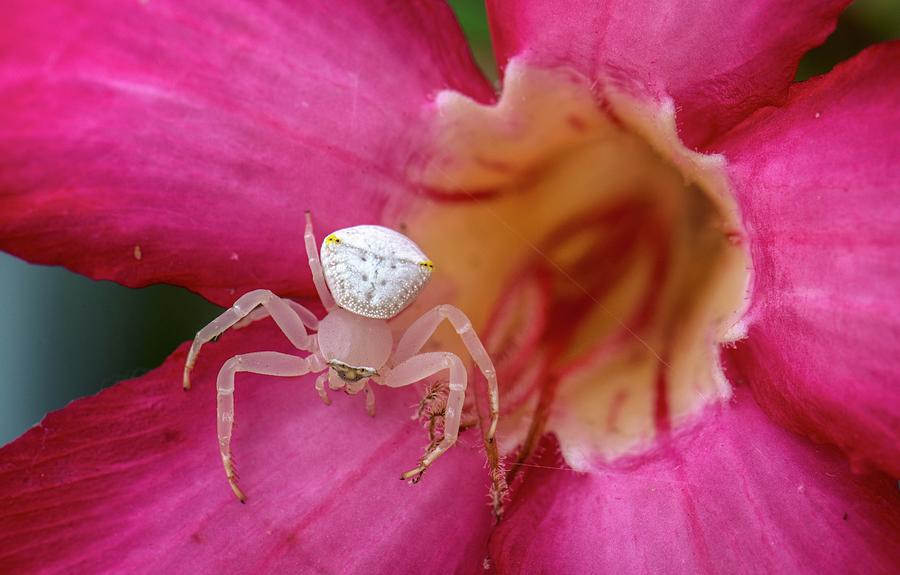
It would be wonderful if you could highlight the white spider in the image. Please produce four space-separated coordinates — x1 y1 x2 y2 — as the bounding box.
183 213 502 513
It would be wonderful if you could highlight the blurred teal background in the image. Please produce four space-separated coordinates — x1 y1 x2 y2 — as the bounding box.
0 0 897 445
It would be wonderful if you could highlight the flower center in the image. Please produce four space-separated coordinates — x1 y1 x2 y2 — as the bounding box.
394 61 750 469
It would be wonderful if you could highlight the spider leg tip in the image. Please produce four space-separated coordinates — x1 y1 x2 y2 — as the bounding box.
229 481 247 503
400 466 427 482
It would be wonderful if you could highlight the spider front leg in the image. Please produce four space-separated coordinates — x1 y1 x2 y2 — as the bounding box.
378 352 467 482
304 211 337 312
216 351 321 502
183 289 316 389
394 305 499 441
394 305 507 517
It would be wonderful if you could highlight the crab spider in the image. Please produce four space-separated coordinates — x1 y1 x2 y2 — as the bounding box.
183 213 503 515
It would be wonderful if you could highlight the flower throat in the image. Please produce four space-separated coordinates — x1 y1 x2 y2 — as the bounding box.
397 60 751 470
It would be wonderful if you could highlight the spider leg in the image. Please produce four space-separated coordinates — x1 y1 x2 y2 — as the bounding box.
216 351 318 502
233 299 319 331
364 382 376 417
426 405 445 447
304 212 337 312
314 372 331 406
394 305 507 517
394 305 499 441
183 289 315 389
378 352 467 483
422 403 474 444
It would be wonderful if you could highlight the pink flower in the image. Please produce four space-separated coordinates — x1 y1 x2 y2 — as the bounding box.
1 1 898 573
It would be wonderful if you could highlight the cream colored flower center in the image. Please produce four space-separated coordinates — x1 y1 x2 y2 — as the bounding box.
393 60 750 469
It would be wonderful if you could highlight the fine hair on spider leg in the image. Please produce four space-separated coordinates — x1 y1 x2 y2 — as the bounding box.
415 378 448 419
416 380 481 446
413 378 507 519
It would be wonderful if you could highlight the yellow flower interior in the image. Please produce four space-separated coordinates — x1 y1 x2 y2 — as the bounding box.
392 61 751 468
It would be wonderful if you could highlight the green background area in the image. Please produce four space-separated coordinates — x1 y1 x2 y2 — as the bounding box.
1 0 897 444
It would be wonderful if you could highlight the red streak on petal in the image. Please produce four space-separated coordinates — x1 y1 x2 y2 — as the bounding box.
567 114 589 133
670 452 715 574
654 360 672 435
474 156 516 174
415 184 506 202
254 424 412 572
596 96 626 130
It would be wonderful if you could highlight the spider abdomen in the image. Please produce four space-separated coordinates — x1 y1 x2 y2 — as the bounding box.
320 225 433 319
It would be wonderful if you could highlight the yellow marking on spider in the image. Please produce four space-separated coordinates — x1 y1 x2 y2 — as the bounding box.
419 260 435 270
324 234 342 245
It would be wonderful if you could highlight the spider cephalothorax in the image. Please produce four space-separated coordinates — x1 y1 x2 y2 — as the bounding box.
183 213 504 518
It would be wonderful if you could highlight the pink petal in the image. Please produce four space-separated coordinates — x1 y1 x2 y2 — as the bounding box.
0 323 493 572
0 0 492 306
490 386 900 573
715 43 900 477
486 0 848 146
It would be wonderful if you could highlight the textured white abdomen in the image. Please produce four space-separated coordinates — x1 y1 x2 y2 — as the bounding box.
320 225 433 319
